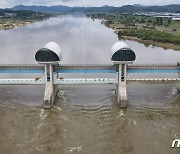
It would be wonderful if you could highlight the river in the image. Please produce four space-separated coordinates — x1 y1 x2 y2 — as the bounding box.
0 14 179 154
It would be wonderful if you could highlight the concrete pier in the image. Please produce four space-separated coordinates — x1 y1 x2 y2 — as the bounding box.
118 82 127 108
117 64 128 108
35 42 62 109
44 81 54 108
111 42 136 108
43 64 57 109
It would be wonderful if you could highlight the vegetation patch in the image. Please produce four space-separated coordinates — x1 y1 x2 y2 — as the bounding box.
87 13 180 50
118 29 180 44
0 9 57 30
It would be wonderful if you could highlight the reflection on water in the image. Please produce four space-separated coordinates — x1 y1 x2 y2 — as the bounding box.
0 15 180 154
0 15 179 64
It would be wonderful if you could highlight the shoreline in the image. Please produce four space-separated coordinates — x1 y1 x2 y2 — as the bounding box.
0 18 51 30
90 14 180 51
0 21 30 30
113 27 180 51
1 14 180 51
0 13 58 30
120 36 180 51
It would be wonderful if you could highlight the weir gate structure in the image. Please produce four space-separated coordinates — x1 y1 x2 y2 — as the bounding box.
0 42 179 109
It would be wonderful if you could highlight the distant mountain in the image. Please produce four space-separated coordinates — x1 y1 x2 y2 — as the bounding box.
10 4 180 13
144 4 180 12
11 5 48 12
11 5 72 12
133 4 147 7
114 5 143 13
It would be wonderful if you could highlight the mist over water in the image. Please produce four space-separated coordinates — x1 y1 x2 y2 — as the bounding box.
0 14 179 154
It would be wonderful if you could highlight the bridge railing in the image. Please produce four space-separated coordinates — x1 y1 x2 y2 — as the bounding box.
0 64 179 74
128 63 179 66
128 64 180 69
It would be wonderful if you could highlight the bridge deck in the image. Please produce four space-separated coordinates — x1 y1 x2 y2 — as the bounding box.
0 64 179 73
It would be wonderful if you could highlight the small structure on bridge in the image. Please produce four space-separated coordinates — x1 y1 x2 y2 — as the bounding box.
111 42 136 108
35 42 62 63
35 42 62 108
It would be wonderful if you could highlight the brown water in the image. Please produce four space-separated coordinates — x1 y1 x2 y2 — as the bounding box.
0 15 180 154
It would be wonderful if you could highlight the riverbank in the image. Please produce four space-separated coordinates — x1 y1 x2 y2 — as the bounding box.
121 36 180 50
0 16 54 30
0 9 58 30
0 20 30 30
88 13 180 50
117 29 180 50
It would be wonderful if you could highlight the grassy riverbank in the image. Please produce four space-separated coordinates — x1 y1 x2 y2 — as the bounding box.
0 9 57 30
87 13 180 50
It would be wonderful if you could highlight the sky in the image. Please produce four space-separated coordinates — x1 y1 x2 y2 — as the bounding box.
1 0 180 8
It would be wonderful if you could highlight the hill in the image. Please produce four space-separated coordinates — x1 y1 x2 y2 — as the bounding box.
10 4 180 13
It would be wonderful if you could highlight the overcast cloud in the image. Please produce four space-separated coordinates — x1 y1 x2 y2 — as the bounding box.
1 0 180 8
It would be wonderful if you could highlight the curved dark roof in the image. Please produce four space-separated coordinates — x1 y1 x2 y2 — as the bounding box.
35 48 59 62
111 48 136 61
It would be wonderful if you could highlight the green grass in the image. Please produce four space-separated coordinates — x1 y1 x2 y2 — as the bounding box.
171 20 180 28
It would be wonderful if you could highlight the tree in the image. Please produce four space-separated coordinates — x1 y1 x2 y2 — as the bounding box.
155 17 163 25
168 18 171 24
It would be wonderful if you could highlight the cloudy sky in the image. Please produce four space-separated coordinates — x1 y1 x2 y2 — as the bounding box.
1 0 180 8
